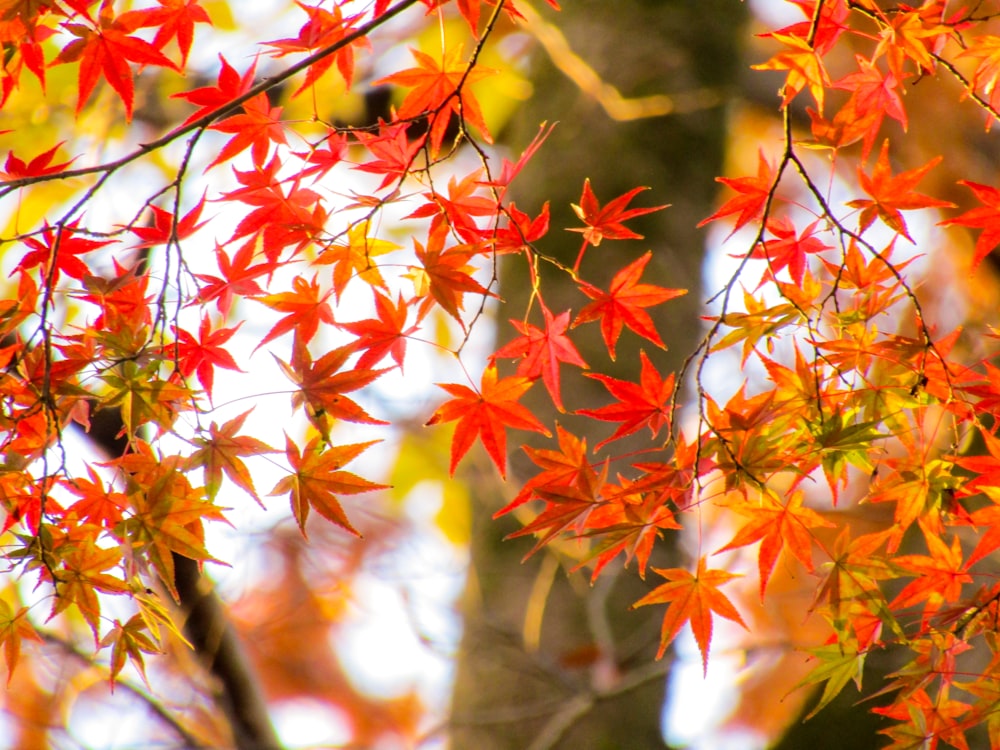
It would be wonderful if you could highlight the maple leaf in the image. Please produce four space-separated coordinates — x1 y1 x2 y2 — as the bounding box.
426 363 550 478
752 31 830 112
293 130 348 181
53 6 179 119
496 424 595 516
64 465 128 529
264 2 367 94
492 300 587 412
207 92 287 169
479 121 555 202
832 54 908 157
632 556 746 672
573 251 687 360
253 274 335 349
275 338 389 436
316 220 400 298
846 140 953 242
409 228 493 325
697 150 777 235
128 193 208 249
889 533 971 622
579 476 682 581
16 220 113 285
172 53 256 126
353 119 425 191
373 43 496 155
958 35 1000 130
487 201 550 255
875 8 954 79
165 316 244 398
270 436 388 537
1 142 75 180
186 411 274 503
116 0 212 68
406 169 496 244
716 490 834 598
0 600 40 685
567 179 668 272
743 217 831 288
100 614 160 688
50 537 128 636
337 292 418 371
195 239 275 315
577 351 675 451
939 180 1000 271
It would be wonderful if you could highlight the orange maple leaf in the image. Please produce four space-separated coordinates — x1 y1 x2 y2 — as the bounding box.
373 43 496 155
697 150 777 236
426 363 550 478
939 180 1000 271
632 556 746 673
752 31 830 113
716 490 834 598
577 351 676 451
846 140 953 242
270 436 388 537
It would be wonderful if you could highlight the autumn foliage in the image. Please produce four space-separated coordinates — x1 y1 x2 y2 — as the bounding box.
7 0 1000 746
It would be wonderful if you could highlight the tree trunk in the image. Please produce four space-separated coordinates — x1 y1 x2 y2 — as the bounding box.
448 3 746 748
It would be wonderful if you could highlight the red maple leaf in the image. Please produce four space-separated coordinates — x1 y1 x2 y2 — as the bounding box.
186 410 274 503
697 150 777 236
17 220 113 284
264 2 366 94
1 142 76 180
275 339 388 438
577 351 676 451
165 316 244 398
492 300 587 412
573 251 687 360
426 363 550 478
832 54 908 158
479 121 554 202
53 6 179 119
632 556 746 672
117 0 212 68
580 475 682 581
172 53 256 126
406 169 496 244
194 240 275 316
939 180 1000 271
495 424 595 517
487 201 550 256
410 228 493 324
128 193 208 249
568 179 668 272
337 292 418 371
746 217 831 287
846 139 953 242
253 274 335 349
207 92 287 169
353 119 426 191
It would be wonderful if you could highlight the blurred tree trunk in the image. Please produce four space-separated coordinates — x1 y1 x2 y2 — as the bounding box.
448 3 745 748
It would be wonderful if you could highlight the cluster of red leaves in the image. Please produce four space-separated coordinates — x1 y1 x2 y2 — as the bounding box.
9 1 1000 747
